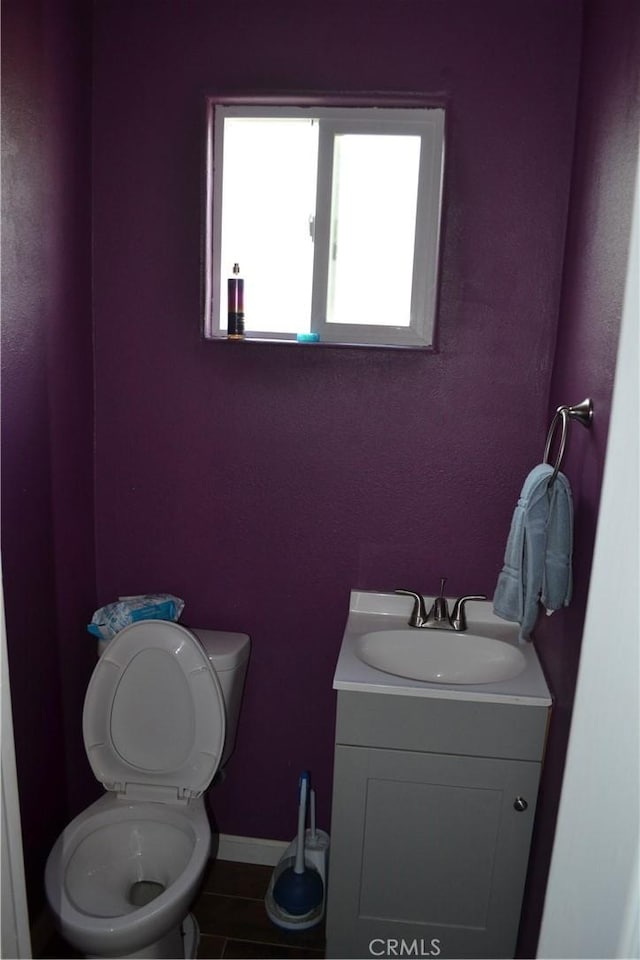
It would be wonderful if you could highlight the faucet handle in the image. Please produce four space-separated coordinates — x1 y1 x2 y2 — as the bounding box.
395 589 428 627
431 577 449 621
450 595 487 632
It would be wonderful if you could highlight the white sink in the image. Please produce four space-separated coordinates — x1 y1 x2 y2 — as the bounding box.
333 590 552 705
355 628 527 684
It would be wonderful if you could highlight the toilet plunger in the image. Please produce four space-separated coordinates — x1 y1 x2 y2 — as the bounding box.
272 772 324 916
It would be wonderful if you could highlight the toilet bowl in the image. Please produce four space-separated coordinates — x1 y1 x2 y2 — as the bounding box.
45 794 209 958
45 619 249 959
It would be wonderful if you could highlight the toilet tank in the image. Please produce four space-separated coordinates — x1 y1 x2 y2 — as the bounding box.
191 628 250 769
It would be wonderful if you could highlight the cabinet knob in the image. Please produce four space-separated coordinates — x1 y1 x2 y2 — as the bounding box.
513 797 528 812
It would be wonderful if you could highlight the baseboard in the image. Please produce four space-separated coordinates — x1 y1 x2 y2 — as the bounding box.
217 834 289 866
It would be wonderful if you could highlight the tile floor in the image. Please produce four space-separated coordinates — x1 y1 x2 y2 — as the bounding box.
195 859 325 959
38 859 326 960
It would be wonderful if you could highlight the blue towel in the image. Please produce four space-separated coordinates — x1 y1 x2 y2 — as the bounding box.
493 463 573 639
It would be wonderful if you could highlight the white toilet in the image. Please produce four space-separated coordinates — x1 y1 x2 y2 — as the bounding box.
45 619 249 959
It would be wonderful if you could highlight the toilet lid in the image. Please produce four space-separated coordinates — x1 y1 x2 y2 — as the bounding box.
83 620 226 801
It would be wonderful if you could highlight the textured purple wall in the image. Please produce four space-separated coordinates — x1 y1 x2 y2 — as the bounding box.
1 0 96 915
2 0 637 945
517 0 640 953
92 0 582 841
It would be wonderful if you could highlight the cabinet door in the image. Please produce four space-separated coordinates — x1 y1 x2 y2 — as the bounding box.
326 745 541 959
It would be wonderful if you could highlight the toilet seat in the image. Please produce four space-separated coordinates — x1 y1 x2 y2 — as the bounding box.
83 620 225 801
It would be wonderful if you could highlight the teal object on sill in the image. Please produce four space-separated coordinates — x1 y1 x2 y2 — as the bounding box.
296 332 320 342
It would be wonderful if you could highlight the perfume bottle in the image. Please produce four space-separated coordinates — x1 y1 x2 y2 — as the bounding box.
227 263 245 340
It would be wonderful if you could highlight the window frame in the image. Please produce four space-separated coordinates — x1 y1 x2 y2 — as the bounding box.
203 97 445 348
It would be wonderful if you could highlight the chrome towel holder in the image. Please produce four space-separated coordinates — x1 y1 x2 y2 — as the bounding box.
544 398 594 484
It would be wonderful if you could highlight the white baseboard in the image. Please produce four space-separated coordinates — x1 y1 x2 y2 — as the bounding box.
217 834 289 866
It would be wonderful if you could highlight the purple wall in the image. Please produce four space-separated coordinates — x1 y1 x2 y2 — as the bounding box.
2 0 637 944
1 0 96 916
518 0 640 952
92 0 582 842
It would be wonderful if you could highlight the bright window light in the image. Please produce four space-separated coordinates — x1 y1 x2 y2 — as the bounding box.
220 119 318 334
327 134 421 327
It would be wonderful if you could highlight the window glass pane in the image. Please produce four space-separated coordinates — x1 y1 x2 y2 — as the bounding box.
327 135 421 327
220 118 318 334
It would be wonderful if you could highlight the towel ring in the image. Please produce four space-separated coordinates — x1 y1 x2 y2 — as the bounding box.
544 408 569 485
543 398 594 485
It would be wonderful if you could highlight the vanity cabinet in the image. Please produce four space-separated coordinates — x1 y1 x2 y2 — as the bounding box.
326 690 550 959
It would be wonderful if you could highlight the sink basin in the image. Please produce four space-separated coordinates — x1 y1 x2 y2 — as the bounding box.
355 629 527 685
333 591 552 704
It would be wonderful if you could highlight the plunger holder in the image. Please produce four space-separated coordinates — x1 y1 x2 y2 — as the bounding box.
265 828 330 931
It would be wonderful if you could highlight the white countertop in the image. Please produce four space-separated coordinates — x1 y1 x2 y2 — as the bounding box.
333 590 552 706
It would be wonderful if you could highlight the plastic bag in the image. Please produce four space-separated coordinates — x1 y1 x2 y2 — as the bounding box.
87 594 185 642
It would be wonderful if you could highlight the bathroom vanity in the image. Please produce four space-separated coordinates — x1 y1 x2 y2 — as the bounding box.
326 591 551 960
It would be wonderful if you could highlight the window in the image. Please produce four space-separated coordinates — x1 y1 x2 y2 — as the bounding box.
204 100 445 347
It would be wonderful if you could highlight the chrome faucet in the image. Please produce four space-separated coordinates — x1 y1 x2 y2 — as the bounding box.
396 579 487 632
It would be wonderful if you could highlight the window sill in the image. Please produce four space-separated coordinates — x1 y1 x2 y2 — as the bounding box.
205 335 434 351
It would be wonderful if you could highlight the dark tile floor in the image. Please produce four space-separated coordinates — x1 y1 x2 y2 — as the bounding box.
196 859 325 959
38 859 326 960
